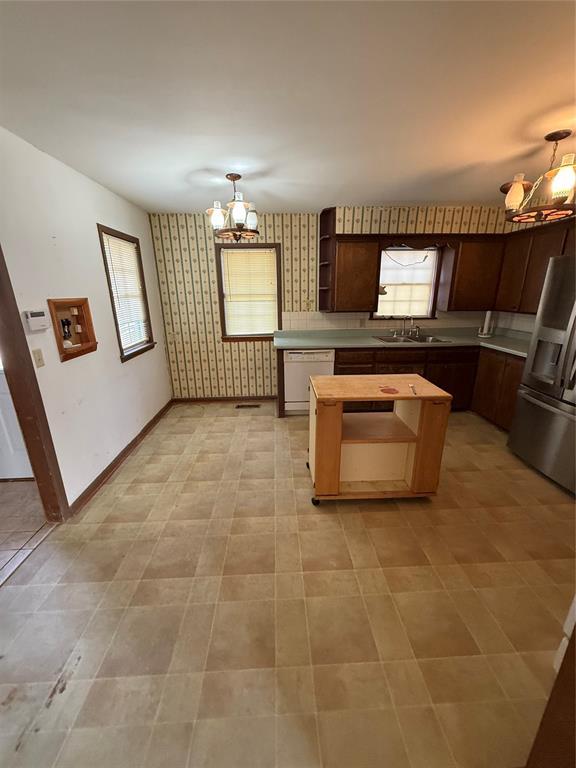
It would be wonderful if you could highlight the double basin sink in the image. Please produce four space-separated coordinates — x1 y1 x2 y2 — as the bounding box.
375 335 452 345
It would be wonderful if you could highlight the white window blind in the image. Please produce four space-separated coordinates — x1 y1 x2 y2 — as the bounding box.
101 232 152 354
220 248 278 336
374 248 438 317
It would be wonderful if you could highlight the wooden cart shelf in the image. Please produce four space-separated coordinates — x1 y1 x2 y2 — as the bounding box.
308 374 452 503
341 412 417 443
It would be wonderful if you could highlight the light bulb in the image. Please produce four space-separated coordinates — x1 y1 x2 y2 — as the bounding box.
505 173 526 210
231 192 247 226
245 205 258 231
551 154 576 200
207 201 225 230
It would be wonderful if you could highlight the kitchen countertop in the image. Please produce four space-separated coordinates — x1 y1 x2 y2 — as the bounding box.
273 328 531 358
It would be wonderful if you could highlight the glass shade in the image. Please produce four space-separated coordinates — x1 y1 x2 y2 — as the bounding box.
551 154 576 200
505 173 527 211
245 206 258 231
206 201 226 230
229 192 248 226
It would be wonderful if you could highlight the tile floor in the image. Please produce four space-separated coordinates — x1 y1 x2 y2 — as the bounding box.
0 402 574 767
0 481 53 584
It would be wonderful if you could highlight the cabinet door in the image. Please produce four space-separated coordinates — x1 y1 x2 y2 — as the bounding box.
334 241 380 311
494 234 532 312
494 355 525 430
426 362 477 411
450 241 504 310
472 348 506 423
519 225 568 314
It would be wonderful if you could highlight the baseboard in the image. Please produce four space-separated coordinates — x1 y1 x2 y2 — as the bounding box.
69 399 174 516
172 396 277 403
0 477 35 483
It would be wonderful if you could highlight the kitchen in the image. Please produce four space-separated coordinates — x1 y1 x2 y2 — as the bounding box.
0 2 574 768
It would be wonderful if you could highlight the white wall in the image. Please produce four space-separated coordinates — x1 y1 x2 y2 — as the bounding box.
0 128 172 503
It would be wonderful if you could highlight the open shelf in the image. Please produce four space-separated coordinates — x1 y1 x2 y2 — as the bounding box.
341 412 417 444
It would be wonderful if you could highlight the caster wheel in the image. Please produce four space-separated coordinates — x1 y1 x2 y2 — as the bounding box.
306 461 310 469
311 497 320 506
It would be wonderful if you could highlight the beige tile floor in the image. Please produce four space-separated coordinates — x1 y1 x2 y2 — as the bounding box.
0 402 574 768
0 481 53 584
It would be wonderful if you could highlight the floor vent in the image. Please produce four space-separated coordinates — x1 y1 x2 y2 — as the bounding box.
235 403 261 409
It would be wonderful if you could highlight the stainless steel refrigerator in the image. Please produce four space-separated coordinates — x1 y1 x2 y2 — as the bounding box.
508 250 576 493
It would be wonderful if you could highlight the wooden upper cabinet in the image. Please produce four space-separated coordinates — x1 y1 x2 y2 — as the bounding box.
333 240 380 312
494 233 532 312
437 239 504 311
519 224 568 314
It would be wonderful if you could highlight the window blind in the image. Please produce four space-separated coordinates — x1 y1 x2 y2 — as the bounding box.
101 233 151 353
375 248 438 317
221 248 278 336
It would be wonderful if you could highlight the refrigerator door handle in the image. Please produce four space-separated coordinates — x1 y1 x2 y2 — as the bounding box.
520 391 576 421
567 355 576 391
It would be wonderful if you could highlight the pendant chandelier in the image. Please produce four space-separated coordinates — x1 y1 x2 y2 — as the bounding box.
206 173 259 241
500 130 576 223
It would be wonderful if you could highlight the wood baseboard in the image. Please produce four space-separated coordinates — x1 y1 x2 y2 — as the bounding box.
69 399 173 516
0 477 35 483
172 396 276 403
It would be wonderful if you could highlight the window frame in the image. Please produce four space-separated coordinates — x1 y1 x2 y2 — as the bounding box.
215 242 283 342
97 223 156 362
370 245 442 321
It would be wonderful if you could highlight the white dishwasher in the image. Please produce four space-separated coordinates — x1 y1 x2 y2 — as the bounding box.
284 350 335 413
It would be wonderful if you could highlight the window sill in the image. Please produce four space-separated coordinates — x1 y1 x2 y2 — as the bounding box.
120 341 156 362
221 335 274 343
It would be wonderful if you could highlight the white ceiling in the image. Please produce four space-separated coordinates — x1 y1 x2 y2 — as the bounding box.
1 1 575 213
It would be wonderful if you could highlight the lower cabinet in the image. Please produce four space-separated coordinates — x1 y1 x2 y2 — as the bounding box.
334 347 479 412
472 348 525 430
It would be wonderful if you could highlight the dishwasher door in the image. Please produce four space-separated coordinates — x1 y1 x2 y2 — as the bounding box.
284 350 335 412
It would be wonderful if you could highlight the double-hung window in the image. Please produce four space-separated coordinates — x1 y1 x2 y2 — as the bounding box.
373 247 439 318
216 244 281 340
97 224 155 361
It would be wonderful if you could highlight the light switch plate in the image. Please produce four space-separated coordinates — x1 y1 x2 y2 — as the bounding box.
32 348 45 368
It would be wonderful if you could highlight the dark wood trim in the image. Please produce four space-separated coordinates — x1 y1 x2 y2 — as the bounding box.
221 335 273 343
96 223 155 362
69 398 173 515
524 631 574 768
172 396 276 403
0 477 35 482
0 243 70 522
369 243 444 321
120 341 157 363
214 242 283 340
276 349 285 418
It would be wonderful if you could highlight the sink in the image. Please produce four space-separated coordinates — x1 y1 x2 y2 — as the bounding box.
375 336 416 344
375 335 452 345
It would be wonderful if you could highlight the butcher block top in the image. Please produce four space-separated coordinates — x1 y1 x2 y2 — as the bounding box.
310 374 452 403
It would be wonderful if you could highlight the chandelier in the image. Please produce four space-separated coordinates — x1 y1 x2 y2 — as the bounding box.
206 173 259 241
500 130 576 223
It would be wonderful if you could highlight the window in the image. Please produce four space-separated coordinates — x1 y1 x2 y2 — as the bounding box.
97 224 154 361
373 247 439 318
216 244 281 339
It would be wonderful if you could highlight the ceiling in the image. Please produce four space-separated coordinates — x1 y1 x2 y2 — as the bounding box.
1 1 575 213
